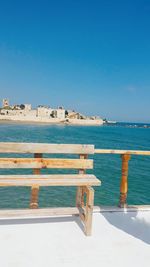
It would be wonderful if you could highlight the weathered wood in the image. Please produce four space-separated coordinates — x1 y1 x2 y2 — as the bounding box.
119 154 131 208
0 142 101 236
95 149 150 156
0 174 99 180
76 187 83 208
30 186 39 209
76 155 87 210
0 207 80 219
0 142 94 154
0 158 93 169
84 186 94 236
30 153 42 209
0 174 101 186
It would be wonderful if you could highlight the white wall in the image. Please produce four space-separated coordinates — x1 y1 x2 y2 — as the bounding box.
56 109 65 120
37 107 53 117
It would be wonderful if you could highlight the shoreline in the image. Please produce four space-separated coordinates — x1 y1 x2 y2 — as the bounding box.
0 114 103 126
0 119 103 126
0 119 62 126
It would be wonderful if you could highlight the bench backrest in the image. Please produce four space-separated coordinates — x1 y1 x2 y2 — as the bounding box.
0 142 94 170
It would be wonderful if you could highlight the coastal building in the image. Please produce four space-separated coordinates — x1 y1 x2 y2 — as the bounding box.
37 106 53 118
56 107 65 120
24 104 32 111
0 108 37 117
67 110 80 119
0 99 104 125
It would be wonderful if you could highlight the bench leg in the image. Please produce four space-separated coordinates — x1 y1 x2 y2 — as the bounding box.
76 186 86 224
76 186 84 208
84 186 94 236
30 186 39 209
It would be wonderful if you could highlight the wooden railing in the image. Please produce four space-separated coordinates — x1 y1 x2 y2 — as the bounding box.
94 149 150 207
0 143 149 210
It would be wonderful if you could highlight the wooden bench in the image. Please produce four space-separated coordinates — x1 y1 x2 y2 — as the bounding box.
0 142 101 235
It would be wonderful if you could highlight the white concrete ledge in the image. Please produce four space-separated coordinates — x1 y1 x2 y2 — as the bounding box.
0 206 150 267
94 205 150 212
0 205 149 220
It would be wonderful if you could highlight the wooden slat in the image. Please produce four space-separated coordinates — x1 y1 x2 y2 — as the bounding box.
0 143 94 154
0 158 93 169
0 174 101 186
95 149 150 156
0 207 80 219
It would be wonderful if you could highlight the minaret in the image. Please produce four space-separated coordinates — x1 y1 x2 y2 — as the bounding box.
2 99 9 108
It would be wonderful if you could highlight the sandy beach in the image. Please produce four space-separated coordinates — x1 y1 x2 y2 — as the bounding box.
0 119 63 126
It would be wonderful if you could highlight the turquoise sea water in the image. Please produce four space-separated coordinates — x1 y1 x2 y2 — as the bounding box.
0 122 150 208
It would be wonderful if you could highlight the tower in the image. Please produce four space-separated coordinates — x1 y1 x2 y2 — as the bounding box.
2 99 9 108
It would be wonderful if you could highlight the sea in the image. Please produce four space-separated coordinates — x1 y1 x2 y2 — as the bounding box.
0 122 150 208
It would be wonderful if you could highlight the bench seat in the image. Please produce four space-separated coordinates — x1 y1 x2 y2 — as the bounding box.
0 174 101 187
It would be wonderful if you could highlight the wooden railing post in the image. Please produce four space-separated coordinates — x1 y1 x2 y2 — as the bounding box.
119 154 131 208
30 153 42 209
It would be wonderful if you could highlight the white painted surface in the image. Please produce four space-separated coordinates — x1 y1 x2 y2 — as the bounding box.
0 210 149 267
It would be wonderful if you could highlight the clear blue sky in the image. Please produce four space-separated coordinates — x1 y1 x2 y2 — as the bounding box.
0 0 150 122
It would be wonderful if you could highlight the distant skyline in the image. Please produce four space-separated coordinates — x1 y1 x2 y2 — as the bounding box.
0 0 150 123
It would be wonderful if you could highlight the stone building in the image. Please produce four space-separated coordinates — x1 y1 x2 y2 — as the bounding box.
37 106 53 118
56 108 65 120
